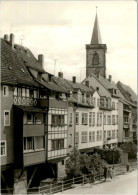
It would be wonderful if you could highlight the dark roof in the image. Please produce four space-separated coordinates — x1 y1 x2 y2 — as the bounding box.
14 44 46 73
1 39 39 87
98 75 118 90
117 81 137 105
53 76 94 93
14 105 47 113
37 79 68 94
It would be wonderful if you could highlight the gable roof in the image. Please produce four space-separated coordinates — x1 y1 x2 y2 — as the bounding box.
1 39 39 87
117 81 137 104
14 44 46 73
52 76 94 94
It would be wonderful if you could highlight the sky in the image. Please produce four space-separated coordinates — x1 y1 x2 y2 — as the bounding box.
0 0 137 92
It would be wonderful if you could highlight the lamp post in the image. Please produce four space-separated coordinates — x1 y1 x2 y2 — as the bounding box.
112 147 115 168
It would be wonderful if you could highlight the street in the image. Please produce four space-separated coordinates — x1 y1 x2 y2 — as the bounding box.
54 170 137 195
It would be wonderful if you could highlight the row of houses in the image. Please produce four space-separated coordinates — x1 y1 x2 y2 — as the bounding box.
1 14 137 193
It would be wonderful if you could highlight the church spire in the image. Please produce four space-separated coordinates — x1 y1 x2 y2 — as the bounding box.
91 8 102 44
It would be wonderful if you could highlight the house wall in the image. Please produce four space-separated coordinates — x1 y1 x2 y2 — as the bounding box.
118 101 123 143
1 85 14 166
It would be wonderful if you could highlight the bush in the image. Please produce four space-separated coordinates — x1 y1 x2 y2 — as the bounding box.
65 148 107 178
120 142 137 159
94 147 122 164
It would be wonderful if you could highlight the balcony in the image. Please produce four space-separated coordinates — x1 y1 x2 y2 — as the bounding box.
39 99 49 108
23 124 45 136
123 124 129 129
99 103 112 111
14 96 38 106
24 150 45 166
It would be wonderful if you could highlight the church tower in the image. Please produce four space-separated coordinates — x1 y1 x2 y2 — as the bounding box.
86 11 107 78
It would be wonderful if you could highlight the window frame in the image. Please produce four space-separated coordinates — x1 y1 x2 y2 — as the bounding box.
76 112 79 125
4 110 10 126
81 131 87 143
3 85 9 97
0 141 7 156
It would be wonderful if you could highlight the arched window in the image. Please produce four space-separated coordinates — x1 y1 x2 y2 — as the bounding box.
92 53 99 65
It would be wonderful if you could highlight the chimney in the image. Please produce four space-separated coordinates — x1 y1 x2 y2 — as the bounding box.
96 87 99 91
10 33 14 49
58 72 63 78
72 76 76 83
109 75 112 82
4 34 8 41
85 80 89 88
38 54 44 67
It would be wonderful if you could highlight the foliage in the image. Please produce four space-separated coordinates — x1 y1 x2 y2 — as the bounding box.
94 147 122 164
65 147 81 178
120 142 137 159
65 148 107 178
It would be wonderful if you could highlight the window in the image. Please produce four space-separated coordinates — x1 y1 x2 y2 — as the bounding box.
97 131 100 141
99 131 102 141
27 113 33 124
75 132 79 144
34 136 44 150
112 130 115 139
18 88 22 96
4 111 10 126
29 89 34 98
0 141 6 156
116 115 118 124
22 88 26 97
3 86 9 97
104 115 106 125
92 112 95 125
107 115 111 125
89 112 92 126
112 115 115 125
112 102 115 109
104 131 106 140
24 137 34 152
93 97 96 107
97 113 100 125
51 115 64 126
81 132 87 143
69 113 72 124
51 139 64 150
40 90 47 98
34 113 42 124
76 112 79 125
14 87 17 96
93 53 99 65
89 131 95 142
99 113 102 125
34 90 38 98
116 129 118 138
97 98 100 107
107 130 111 138
69 134 72 146
82 113 88 125
26 89 29 97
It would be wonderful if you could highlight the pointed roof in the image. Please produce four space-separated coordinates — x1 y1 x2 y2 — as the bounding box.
91 13 102 44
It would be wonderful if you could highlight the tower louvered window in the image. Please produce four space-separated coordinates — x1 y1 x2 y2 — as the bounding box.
93 53 99 65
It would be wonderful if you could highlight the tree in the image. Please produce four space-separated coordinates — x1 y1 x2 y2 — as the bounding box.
65 147 81 178
65 148 107 178
120 142 137 159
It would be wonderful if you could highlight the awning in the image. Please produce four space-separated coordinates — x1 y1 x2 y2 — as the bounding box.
14 105 47 113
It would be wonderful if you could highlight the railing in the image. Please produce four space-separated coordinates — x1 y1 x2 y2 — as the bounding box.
13 96 38 106
38 171 104 194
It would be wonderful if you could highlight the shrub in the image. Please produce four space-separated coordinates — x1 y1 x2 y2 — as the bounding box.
120 142 137 159
94 147 122 164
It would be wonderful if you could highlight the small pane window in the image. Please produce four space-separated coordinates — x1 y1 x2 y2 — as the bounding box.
0 141 6 156
3 86 9 97
4 111 10 126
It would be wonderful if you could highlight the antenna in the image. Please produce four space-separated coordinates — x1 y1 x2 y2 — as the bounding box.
54 59 57 76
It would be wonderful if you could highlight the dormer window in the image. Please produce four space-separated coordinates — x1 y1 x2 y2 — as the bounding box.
78 91 82 102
